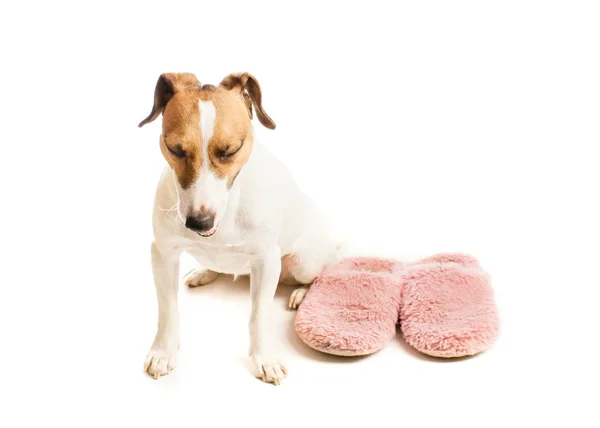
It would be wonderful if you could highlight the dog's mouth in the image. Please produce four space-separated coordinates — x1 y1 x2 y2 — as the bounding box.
198 225 218 237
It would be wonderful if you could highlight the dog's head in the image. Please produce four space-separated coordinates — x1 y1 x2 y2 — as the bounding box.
139 72 275 236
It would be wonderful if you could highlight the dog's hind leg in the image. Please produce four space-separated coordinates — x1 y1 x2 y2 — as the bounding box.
280 254 310 309
288 285 310 310
183 268 219 287
284 249 338 309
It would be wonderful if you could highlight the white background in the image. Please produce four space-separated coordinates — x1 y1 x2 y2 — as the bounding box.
1 1 599 427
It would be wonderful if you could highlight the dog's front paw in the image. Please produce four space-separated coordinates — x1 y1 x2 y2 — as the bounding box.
184 268 219 287
144 346 178 379
251 355 288 385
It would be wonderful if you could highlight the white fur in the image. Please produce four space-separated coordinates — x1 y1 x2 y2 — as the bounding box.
195 101 225 215
199 100 216 146
145 123 340 384
177 101 228 222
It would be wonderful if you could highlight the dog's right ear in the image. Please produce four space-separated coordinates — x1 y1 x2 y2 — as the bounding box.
138 73 200 128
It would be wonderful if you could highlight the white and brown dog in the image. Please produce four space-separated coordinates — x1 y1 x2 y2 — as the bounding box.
138 72 340 384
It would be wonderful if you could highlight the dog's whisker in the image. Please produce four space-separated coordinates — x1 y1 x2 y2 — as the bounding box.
158 204 178 213
174 212 183 222
175 211 185 225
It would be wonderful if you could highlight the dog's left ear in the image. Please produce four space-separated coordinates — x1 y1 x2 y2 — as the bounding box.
219 72 276 130
138 73 200 128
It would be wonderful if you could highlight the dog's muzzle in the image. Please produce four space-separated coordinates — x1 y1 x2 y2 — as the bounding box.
185 211 217 236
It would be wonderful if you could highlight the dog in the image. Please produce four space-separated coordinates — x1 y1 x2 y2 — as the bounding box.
138 72 340 384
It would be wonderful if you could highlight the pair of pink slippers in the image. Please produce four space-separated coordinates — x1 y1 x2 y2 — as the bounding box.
295 253 500 358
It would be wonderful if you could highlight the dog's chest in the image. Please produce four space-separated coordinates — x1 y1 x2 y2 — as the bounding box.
183 235 258 275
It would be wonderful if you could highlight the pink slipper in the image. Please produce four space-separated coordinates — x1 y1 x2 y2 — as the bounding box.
294 257 403 356
294 254 499 358
398 256 500 357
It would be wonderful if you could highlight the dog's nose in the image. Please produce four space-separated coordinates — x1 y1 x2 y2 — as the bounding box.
185 212 215 232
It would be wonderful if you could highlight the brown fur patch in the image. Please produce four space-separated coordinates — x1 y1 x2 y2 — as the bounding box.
161 90 202 189
205 89 255 187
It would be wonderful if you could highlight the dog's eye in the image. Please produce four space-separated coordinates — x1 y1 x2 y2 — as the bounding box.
166 143 186 159
217 140 244 162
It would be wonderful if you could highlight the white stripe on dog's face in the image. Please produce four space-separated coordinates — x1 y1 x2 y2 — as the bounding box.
192 101 228 214
200 100 217 155
176 100 229 227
